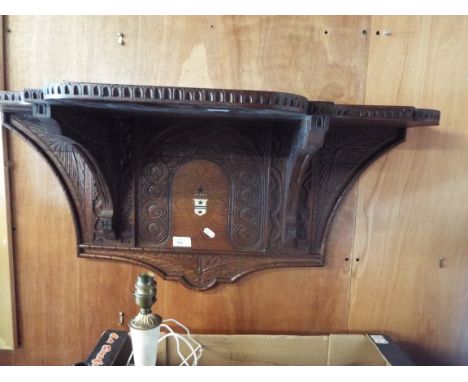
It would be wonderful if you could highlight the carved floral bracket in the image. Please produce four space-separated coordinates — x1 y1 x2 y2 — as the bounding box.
0 82 440 290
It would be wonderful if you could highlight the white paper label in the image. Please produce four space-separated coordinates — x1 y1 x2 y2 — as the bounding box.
172 236 192 247
203 227 215 238
370 335 389 344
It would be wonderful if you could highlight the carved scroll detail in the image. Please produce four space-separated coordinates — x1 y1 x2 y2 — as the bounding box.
307 125 406 253
7 114 114 243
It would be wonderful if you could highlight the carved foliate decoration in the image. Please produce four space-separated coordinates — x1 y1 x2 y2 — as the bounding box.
0 82 440 290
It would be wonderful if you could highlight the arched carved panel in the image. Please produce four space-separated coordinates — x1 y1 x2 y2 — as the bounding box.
137 124 267 251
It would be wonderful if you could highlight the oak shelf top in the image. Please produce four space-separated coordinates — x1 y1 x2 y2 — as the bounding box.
0 81 440 127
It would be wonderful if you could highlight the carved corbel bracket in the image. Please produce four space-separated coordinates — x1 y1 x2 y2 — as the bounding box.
0 82 440 290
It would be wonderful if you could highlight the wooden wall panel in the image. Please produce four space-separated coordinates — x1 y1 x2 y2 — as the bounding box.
348 16 468 365
0 17 3 90
0 16 370 365
0 15 18 358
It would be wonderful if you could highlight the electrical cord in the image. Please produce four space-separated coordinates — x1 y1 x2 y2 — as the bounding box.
126 318 203 366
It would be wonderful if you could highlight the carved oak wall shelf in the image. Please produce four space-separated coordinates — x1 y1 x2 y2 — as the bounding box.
0 82 440 290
